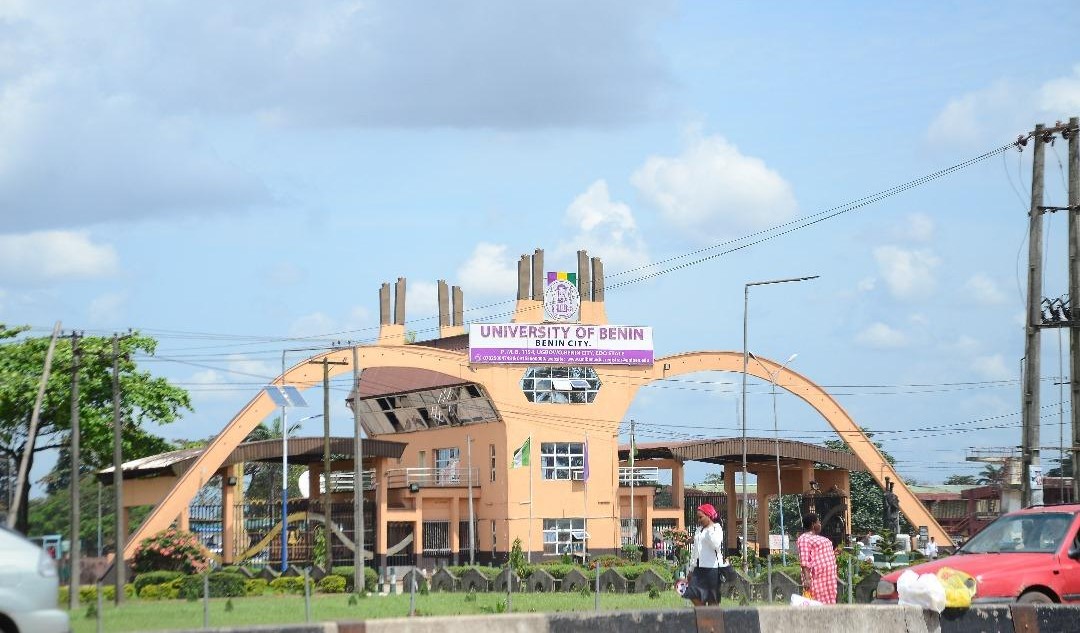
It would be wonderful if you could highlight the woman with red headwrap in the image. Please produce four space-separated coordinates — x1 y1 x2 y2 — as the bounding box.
680 503 725 605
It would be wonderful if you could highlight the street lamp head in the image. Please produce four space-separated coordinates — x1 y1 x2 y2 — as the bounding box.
785 353 798 364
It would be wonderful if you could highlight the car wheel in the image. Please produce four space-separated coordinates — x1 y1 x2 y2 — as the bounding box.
1018 590 1055 604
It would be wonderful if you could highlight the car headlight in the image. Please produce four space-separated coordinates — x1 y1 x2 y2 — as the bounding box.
875 579 896 597
38 550 57 578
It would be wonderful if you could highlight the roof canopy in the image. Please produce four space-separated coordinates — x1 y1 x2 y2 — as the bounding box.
620 438 866 472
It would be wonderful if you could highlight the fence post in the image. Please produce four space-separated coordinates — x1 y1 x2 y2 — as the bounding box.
409 574 416 617
96 581 103 633
304 568 311 622
202 572 209 629
594 566 600 611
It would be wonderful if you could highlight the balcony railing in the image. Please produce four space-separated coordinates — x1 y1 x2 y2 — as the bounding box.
619 466 660 486
386 467 481 489
320 470 376 492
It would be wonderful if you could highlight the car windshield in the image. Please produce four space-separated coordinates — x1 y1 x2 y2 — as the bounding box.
960 512 1075 554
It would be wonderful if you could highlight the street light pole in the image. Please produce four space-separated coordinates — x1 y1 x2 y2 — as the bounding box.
742 276 817 572
752 352 797 566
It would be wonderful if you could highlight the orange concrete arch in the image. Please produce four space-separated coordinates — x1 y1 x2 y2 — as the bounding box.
125 346 948 559
634 351 949 544
123 344 472 559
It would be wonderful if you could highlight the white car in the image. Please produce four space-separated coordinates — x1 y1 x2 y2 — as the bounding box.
0 526 70 633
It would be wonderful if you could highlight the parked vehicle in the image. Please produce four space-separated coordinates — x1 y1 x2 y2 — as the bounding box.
874 504 1080 604
0 526 70 633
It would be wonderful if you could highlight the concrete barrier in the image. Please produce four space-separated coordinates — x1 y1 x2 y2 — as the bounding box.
155 604 1080 633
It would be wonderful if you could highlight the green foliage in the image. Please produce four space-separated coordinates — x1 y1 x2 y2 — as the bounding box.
132 528 212 574
268 576 310 594
79 584 136 602
648 586 661 599
316 575 347 593
447 565 501 580
824 434 912 534
133 571 184 595
620 543 642 563
225 598 234 612
943 474 978 485
58 586 68 605
464 590 477 603
329 566 378 592
508 537 528 579
244 578 268 596
139 584 169 600
0 329 191 532
312 526 328 569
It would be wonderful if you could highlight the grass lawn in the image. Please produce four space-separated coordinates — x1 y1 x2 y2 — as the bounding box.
69 591 694 632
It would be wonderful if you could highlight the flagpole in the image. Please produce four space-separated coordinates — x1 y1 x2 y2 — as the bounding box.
583 433 589 560
629 419 635 547
527 434 533 563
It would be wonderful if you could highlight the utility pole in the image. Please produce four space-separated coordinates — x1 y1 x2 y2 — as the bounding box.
7 321 61 530
112 334 126 604
1069 116 1080 502
69 332 82 610
351 347 365 596
1023 124 1047 508
466 435 475 565
629 419 636 546
307 357 347 571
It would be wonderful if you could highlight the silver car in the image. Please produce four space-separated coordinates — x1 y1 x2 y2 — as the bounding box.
0 526 70 633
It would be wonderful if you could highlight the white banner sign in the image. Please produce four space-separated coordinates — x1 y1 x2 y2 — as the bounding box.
469 323 654 365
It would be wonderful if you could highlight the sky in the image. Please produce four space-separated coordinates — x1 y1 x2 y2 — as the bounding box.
4 1 1080 494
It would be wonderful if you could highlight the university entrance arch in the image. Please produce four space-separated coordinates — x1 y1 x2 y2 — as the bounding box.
124 345 949 560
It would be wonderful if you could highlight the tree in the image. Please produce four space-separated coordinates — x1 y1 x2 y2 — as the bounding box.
1045 456 1074 478
242 418 303 503
943 474 977 486
824 434 912 535
0 327 190 533
977 464 1004 485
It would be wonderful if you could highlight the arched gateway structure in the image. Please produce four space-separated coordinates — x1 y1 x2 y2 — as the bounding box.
124 249 949 563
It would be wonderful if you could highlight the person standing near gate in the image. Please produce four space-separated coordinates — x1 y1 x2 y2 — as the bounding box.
680 503 725 606
797 513 837 604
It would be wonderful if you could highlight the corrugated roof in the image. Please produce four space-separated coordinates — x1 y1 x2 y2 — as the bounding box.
354 366 468 400
620 438 866 472
98 436 406 482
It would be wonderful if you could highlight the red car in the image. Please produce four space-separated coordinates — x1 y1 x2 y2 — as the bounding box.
875 503 1080 604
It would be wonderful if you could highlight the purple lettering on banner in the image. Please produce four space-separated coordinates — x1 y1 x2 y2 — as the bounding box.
469 348 654 365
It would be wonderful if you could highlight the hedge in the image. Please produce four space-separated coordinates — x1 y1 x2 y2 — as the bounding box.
174 572 248 599
244 578 268 596
329 566 379 592
269 576 310 595
316 575 347 593
446 566 501 581
134 571 185 595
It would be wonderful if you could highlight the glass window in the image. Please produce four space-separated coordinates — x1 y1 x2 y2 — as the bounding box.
540 442 585 480
435 447 460 484
960 512 1075 554
489 444 496 483
543 518 586 554
520 367 602 404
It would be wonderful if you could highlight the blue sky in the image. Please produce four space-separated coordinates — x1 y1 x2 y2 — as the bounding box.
4 1 1080 491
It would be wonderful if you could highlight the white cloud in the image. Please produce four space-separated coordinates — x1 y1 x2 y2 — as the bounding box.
965 274 1007 305
184 355 276 402
972 354 1012 381
268 262 305 286
946 335 981 355
558 180 650 271
855 322 908 349
408 280 439 323
873 245 940 300
87 292 127 325
856 277 876 292
0 231 117 283
902 213 934 243
289 306 374 339
631 132 797 241
1038 64 1080 114
457 243 518 298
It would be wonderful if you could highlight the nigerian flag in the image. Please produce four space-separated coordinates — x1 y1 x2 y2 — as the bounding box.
512 437 531 468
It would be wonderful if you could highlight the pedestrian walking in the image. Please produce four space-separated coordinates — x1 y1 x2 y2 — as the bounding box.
679 503 725 606
797 513 837 604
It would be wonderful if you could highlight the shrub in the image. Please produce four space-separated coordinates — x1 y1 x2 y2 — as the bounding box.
621 543 642 563
447 566 501 580
316 575 347 593
330 566 378 592
173 572 247 599
269 576 309 595
132 528 212 574
134 571 184 595
535 563 577 579
139 584 166 600
58 587 68 605
79 584 134 603
244 578 268 596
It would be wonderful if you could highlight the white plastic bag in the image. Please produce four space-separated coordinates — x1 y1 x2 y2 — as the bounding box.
790 593 824 607
896 569 946 613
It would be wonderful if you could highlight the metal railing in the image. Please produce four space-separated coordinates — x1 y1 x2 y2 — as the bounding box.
386 467 481 488
619 466 660 485
319 470 377 492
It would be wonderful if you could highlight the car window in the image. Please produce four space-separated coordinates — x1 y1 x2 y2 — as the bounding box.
960 512 1074 554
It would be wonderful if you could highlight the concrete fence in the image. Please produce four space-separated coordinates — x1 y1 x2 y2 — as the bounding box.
158 604 1080 633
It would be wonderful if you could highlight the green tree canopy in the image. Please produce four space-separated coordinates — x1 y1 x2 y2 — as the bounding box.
823 434 912 535
0 326 190 533
943 474 978 485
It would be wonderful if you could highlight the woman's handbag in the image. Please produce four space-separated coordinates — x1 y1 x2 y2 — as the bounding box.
718 564 739 583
